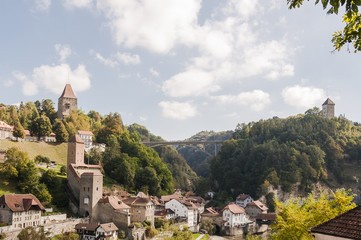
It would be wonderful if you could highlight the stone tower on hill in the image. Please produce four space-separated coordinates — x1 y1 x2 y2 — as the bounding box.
58 84 77 119
67 135 103 218
322 98 335 118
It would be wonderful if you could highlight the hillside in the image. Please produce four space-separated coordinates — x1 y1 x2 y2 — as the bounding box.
176 130 233 177
0 140 67 165
210 111 361 199
128 123 198 191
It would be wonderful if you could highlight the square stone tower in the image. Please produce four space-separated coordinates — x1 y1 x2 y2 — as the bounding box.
322 98 335 118
58 84 77 119
67 135 85 166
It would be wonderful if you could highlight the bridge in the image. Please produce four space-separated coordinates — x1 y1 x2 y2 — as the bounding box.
141 140 227 156
141 140 226 147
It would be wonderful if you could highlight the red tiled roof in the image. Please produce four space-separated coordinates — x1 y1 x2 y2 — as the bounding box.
59 84 77 99
0 194 45 212
203 207 219 215
99 196 130 210
77 130 93 136
100 222 118 232
247 200 268 211
310 205 361 239
75 223 98 231
0 121 13 130
236 193 251 201
256 213 276 221
221 203 245 214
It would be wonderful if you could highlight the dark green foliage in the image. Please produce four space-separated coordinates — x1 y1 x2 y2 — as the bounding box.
128 123 197 191
53 120 69 142
52 232 79 240
103 130 174 196
155 218 169 229
13 121 25 139
34 155 51 164
39 99 57 124
266 192 276 212
30 115 52 140
211 113 361 198
0 147 52 205
59 165 66 175
40 170 68 208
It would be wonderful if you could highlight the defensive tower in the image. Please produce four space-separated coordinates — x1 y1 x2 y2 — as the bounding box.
322 98 335 118
58 84 77 119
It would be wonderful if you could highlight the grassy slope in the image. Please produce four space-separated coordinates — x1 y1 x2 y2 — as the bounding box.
0 140 67 165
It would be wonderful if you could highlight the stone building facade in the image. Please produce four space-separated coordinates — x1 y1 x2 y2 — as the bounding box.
67 135 103 218
58 84 77 119
322 98 335 118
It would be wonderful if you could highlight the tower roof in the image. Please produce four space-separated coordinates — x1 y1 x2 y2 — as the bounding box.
322 98 335 106
68 135 84 143
59 84 77 99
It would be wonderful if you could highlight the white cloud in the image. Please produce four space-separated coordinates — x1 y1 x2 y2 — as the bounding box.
15 64 91 96
96 0 201 54
22 81 38 96
94 52 118 67
149 68 159 77
63 0 93 9
35 0 51 12
3 80 14 87
223 0 260 20
162 69 220 97
282 85 326 108
116 52 141 65
213 90 271 111
55 44 71 63
159 101 197 120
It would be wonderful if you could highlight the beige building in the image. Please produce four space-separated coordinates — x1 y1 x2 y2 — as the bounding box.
245 200 268 218
67 135 103 218
0 194 45 229
58 84 77 119
77 130 94 149
93 196 131 230
0 121 13 140
122 196 154 225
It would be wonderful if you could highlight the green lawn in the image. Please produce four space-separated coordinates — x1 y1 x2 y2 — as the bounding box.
0 140 68 165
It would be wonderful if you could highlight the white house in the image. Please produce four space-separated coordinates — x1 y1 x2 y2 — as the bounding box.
75 222 118 240
165 199 197 227
236 193 253 208
97 222 118 240
77 130 94 149
221 203 251 228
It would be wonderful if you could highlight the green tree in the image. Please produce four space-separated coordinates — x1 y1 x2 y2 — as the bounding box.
287 0 361 52
200 217 216 235
53 120 69 142
13 121 25 139
18 226 48 240
40 99 57 124
30 115 52 141
271 188 355 240
52 232 79 240
60 165 67 175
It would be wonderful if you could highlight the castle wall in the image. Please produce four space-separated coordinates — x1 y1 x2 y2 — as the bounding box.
93 203 131 231
67 168 80 202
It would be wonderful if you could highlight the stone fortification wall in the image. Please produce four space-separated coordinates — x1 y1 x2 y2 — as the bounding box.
0 217 87 240
93 203 130 231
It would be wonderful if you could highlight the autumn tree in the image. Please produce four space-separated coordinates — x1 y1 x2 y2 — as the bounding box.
287 0 361 52
270 188 356 240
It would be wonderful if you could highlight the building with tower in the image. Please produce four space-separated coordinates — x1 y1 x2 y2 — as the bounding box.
58 84 77 119
67 135 103 218
322 98 335 118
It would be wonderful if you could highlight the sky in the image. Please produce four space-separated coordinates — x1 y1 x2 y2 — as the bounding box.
1 0 361 140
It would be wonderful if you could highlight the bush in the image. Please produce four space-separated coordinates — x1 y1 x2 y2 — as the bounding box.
143 219 152 227
145 226 156 238
59 165 66 175
34 155 51 164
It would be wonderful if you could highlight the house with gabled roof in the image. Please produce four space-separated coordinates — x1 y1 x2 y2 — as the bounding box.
245 200 268 218
236 193 254 208
165 199 198 229
121 196 154 225
221 203 253 236
0 194 45 229
310 205 361 240
75 222 118 240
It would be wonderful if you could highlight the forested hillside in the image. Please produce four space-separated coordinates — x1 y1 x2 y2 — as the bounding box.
128 124 198 191
210 108 361 198
176 131 233 177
